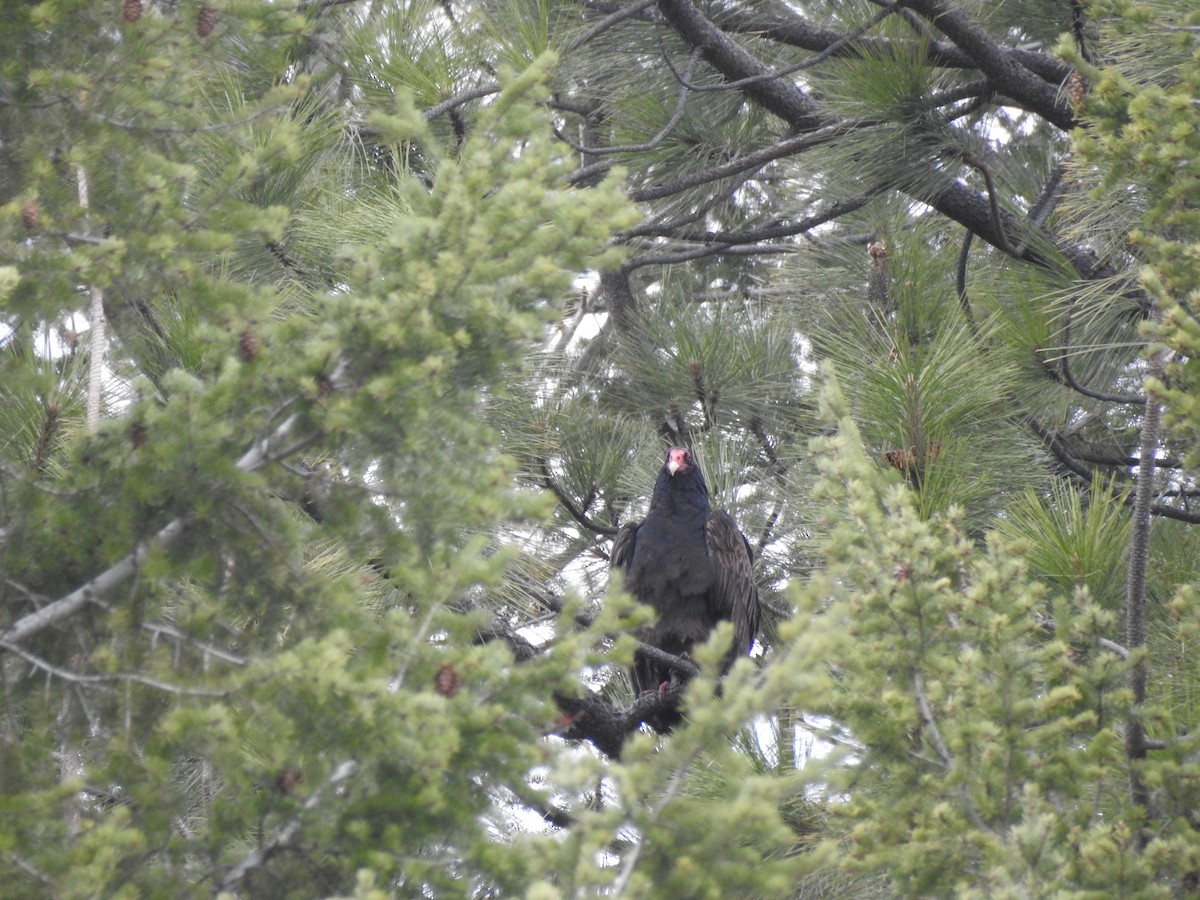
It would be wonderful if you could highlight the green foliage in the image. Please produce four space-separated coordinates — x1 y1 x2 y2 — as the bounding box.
0 2 635 895
789 375 1200 897
1071 1 1200 467
998 479 1130 609
6 1 1200 897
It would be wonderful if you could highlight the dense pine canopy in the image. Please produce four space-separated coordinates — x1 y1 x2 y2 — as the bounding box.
2 0 1200 896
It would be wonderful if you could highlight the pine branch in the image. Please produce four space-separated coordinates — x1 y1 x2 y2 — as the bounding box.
566 0 659 52
423 85 502 121
1 364 348 647
217 758 359 893
659 0 906 93
555 46 703 157
619 119 870 200
649 0 1123 294
655 0 824 131
903 0 1075 130
720 7 1072 85
535 458 619 536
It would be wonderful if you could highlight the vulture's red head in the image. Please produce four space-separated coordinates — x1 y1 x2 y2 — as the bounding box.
654 446 709 509
665 446 694 476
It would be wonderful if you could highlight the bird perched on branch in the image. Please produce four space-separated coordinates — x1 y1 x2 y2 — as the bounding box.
611 447 760 731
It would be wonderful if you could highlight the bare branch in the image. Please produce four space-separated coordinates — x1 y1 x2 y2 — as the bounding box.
5 854 54 889
659 0 905 94
720 8 1071 86
1098 636 1130 659
1 517 191 647
141 622 249 667
657 0 823 129
423 84 502 121
913 671 953 769
634 641 700 679
914 670 994 833
0 639 229 697
641 195 873 248
1125 348 1167 833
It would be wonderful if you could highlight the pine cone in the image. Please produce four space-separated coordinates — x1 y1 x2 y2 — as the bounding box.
123 0 143 23
274 768 304 794
238 327 259 363
129 421 149 449
1066 71 1087 112
197 4 216 38
21 201 40 230
434 663 463 697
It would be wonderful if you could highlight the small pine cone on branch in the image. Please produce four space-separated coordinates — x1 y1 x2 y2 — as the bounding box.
21 202 40 230
123 0 143 23
434 663 464 697
238 327 259 363
274 768 304 795
197 4 216 38
1066 71 1087 112
129 421 149 449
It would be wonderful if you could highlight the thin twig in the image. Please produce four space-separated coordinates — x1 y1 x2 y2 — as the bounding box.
566 0 659 51
554 46 702 156
578 117 870 196
628 196 872 268
6 854 54 889
1056 308 1145 405
913 670 994 832
536 458 619 536
141 622 249 667
963 153 1014 256
0 639 229 697
1125 348 1166 837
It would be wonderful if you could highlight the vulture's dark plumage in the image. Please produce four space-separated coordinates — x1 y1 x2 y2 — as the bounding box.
611 447 760 730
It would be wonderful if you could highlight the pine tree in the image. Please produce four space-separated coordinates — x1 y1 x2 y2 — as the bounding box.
0 3 633 895
5 0 1200 896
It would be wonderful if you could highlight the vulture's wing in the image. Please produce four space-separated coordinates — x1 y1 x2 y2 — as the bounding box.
705 511 760 658
610 521 639 576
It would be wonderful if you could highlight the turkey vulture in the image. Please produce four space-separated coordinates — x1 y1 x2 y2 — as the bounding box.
610 447 760 730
